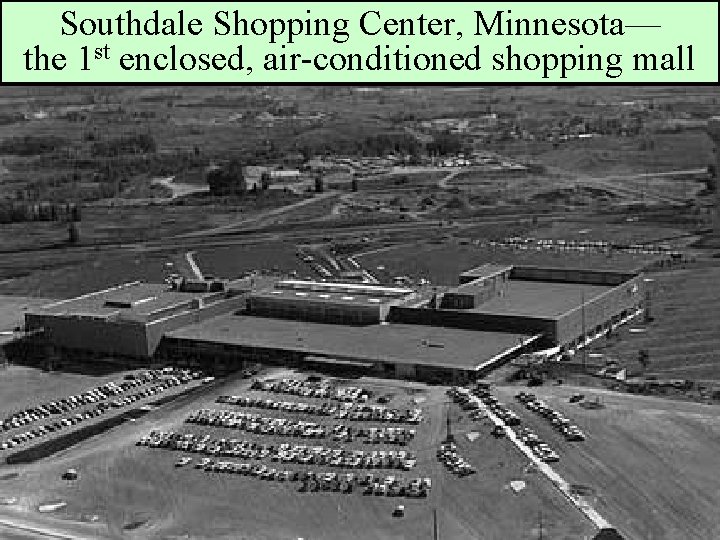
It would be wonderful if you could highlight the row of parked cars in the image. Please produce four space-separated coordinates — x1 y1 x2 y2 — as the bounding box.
514 392 586 442
223 393 422 424
138 431 418 470
217 395 337 415
206 400 419 444
250 378 372 403
516 427 560 462
186 409 327 439
0 374 194 452
342 405 423 424
437 441 477 477
335 386 371 403
358 475 432 498
357 426 416 445
182 455 432 498
495 236 673 256
448 387 521 426
251 378 332 400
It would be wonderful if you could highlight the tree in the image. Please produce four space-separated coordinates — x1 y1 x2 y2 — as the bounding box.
314 174 324 193
351 176 358 192
67 222 80 245
70 203 81 222
706 164 717 193
207 160 246 196
638 349 650 370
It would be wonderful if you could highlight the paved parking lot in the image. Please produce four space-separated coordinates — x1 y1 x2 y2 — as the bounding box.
0 369 596 539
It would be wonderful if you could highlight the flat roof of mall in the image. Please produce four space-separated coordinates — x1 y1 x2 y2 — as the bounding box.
469 280 615 319
30 282 207 322
166 314 537 370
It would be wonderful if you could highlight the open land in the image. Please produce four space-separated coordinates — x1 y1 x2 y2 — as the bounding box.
588 265 720 381
492 383 720 540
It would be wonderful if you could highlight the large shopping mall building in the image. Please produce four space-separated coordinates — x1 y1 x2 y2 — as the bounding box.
14 264 644 382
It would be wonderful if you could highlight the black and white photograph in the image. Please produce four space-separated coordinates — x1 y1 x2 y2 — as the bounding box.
0 85 719 540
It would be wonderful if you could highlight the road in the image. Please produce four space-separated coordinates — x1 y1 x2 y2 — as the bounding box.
185 251 204 280
568 167 707 206
176 191 339 239
437 168 465 189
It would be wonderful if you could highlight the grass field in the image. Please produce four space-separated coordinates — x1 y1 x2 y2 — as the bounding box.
195 242 314 280
0 370 595 539
493 383 720 540
0 194 310 253
503 131 714 177
590 264 720 381
0 249 176 299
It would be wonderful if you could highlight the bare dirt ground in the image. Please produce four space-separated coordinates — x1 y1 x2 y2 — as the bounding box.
493 383 720 540
0 370 595 539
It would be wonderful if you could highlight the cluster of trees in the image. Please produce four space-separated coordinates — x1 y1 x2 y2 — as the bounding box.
426 132 464 156
0 112 26 126
182 93 274 110
358 133 422 156
295 130 465 159
207 160 245 196
0 201 81 224
0 135 67 156
706 164 717 193
90 133 156 157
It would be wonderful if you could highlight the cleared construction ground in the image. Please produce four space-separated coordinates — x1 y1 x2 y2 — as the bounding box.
593 265 720 381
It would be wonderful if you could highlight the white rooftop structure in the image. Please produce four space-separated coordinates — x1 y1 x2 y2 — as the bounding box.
274 280 414 298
